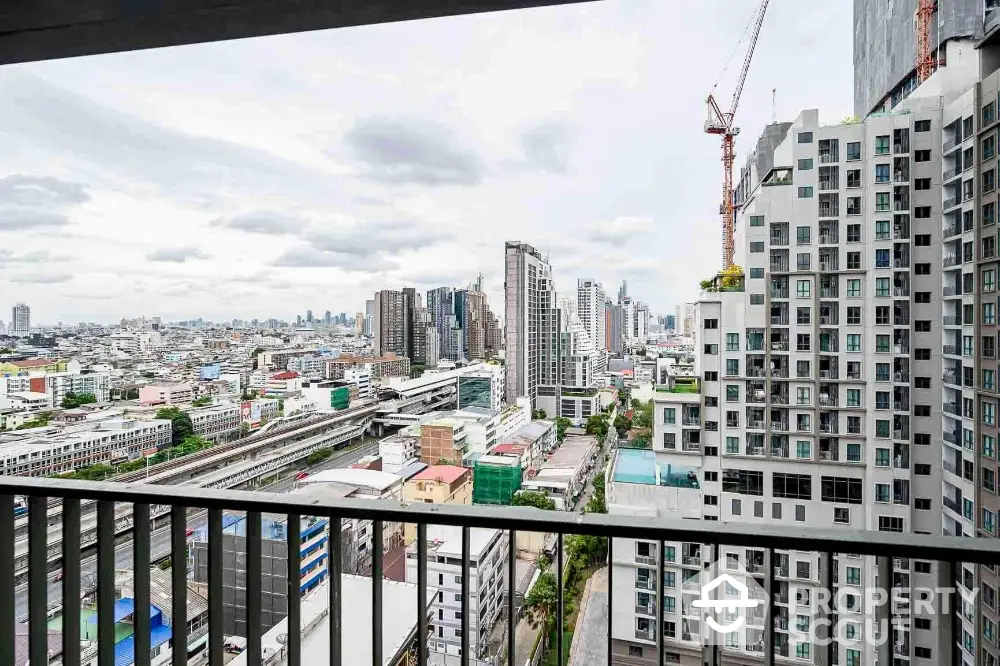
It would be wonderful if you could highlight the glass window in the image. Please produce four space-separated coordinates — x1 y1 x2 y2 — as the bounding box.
875 192 890 211
846 389 861 407
875 278 890 297
797 158 813 170
875 219 889 239
796 280 811 298
796 441 810 459
875 163 890 182
748 215 764 227
846 142 861 160
726 333 739 351
797 186 813 198
874 135 890 154
846 334 861 352
663 408 675 424
796 226 811 244
847 279 861 297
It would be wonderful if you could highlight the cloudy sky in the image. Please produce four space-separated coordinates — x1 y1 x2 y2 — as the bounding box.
0 0 852 325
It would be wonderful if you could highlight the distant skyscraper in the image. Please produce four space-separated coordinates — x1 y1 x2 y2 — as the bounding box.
504 242 557 406
426 287 455 359
665 313 676 331
576 279 607 352
306 310 314 324
296 314 303 327
10 303 30 337
374 290 406 357
617 280 627 303
355 312 364 335
324 310 332 325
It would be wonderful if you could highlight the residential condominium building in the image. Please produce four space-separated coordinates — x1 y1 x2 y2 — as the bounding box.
374 289 407 358
504 241 559 407
188 404 240 443
10 302 29 337
323 354 410 381
138 383 193 406
405 525 507 660
578 278 607 352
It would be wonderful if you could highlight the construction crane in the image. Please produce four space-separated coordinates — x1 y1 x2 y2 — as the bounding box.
705 0 770 273
916 0 936 82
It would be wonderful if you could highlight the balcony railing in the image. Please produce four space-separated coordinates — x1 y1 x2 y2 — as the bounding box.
5 476 1000 666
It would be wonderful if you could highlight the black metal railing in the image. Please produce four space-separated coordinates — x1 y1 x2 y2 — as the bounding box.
4 476 1000 666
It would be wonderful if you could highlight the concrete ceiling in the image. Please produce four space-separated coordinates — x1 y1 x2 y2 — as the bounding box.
0 0 596 66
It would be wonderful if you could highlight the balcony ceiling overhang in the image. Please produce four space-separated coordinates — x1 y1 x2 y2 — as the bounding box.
0 0 595 66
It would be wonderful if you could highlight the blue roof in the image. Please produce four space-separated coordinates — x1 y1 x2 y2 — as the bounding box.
395 461 428 480
114 625 172 666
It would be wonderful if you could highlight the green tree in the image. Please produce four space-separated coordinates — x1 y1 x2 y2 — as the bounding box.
613 414 632 437
584 413 610 440
155 407 194 446
532 409 547 420
238 422 251 438
410 364 425 379
512 491 556 510
61 392 99 409
140 371 156 379
523 571 558 630
631 400 653 429
585 470 607 514
554 417 572 442
190 396 213 407
565 533 608 566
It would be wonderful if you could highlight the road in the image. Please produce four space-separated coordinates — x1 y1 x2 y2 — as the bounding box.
16 435 381 620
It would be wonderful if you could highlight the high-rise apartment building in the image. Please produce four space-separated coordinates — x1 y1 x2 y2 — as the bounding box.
10 303 29 337
607 302 623 354
504 241 558 407
577 279 607 352
374 290 406 357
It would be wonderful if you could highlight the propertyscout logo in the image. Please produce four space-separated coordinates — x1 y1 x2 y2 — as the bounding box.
685 559 977 648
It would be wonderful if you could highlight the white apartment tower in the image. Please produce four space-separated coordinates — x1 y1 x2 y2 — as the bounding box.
577 278 607 351
608 92 973 664
504 241 558 407
10 303 29 338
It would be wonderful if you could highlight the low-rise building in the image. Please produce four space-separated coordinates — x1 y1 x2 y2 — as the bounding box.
46 371 111 405
378 425 422 474
138 383 193 406
520 434 599 510
403 465 472 543
324 354 410 381
498 420 555 468
495 397 531 442
343 367 373 399
0 417 172 476
419 417 468 466
456 364 505 411
265 371 302 396
188 404 240 443
0 391 52 413
406 526 507 660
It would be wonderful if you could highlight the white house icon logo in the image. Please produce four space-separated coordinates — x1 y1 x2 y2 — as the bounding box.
691 572 761 634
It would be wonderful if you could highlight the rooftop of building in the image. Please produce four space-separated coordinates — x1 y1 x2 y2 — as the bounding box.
270 371 300 380
542 435 598 468
507 420 552 442
228 575 420 666
475 454 519 467
7 359 58 368
301 467 401 492
410 464 469 485
417 524 501 558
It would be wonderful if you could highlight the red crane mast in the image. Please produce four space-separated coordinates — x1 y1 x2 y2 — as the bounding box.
705 0 770 272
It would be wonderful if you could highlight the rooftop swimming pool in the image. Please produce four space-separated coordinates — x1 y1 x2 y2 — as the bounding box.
612 448 700 489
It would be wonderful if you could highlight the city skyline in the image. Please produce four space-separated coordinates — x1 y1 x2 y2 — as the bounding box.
0 1 850 323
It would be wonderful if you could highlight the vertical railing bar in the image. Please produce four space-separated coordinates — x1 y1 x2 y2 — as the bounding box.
208 508 224 666
372 519 383 666
328 516 342 666
287 513 301 666
950 559 962 666
606 536 613 666
133 503 151 666
418 522 428 666
764 548 775 666
822 551 834 666
0 495 13 666
507 529 516 666
62 498 81 666
461 526 471 666
97 500 115 666
247 511 262 666
557 532 564 666
657 539 664 666
171 505 188 666
28 496 48 666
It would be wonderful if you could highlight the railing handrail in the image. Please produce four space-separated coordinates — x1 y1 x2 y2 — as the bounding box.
8 475 1000 563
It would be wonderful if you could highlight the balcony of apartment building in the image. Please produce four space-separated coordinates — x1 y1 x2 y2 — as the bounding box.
818 165 839 191
769 249 790 273
893 186 910 212
681 431 701 453
746 359 766 378
893 213 910 240
745 380 766 403
818 386 838 407
769 222 789 248
943 300 963 326
893 302 910 327
818 251 838 272
892 415 910 442
818 138 839 164
818 192 839 218
769 384 789 405
771 408 790 433
818 221 839 245
943 363 962 388
747 407 766 430
770 357 790 380
943 426 962 448
892 128 910 154
818 413 838 435
819 437 841 462
943 209 962 239
818 332 838 354
893 155 910 182
819 277 838 299
894 443 910 469
818 358 839 381
681 406 701 428
943 274 962 299
893 387 910 413
944 179 962 210
964 177 975 203
769 276 789 299
819 302 839 326
744 433 765 456
768 322 789 344
893 243 910 269
893 273 910 297
770 309 789 332
771 435 789 459
746 329 765 353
